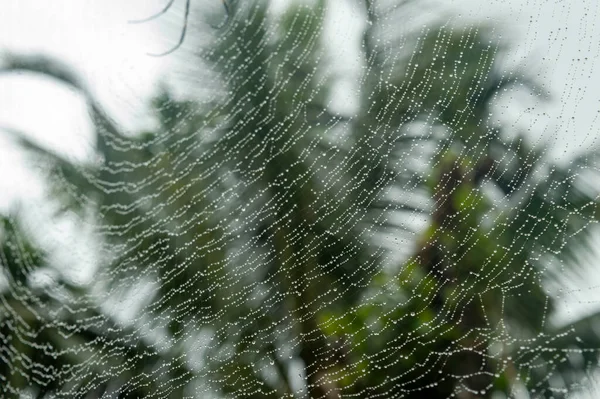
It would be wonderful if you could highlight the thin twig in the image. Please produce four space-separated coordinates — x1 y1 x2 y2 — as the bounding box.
147 0 192 57
128 0 177 24
130 0 229 56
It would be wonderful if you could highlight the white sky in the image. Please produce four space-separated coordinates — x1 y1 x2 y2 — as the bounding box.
1 0 599 200
1 0 600 396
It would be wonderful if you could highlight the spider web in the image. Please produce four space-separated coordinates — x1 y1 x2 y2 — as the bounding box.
2 0 600 398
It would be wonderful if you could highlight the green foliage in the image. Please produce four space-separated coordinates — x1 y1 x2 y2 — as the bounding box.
0 215 192 397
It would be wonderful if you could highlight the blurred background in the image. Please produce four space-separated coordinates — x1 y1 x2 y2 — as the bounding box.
1 0 600 397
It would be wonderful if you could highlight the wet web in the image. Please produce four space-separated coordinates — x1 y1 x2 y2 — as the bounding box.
2 0 600 398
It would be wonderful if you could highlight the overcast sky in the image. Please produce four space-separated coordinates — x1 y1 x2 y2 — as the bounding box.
1 0 598 181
